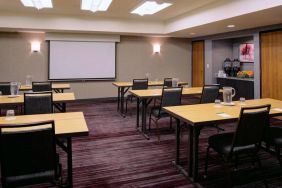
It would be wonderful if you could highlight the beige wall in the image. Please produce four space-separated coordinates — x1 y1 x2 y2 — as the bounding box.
0 33 191 99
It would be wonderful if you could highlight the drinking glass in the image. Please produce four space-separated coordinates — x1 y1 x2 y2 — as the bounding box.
214 99 221 107
26 75 32 86
6 110 15 120
240 97 246 105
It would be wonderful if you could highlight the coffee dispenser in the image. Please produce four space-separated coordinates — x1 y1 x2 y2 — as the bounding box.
231 59 241 77
223 58 232 76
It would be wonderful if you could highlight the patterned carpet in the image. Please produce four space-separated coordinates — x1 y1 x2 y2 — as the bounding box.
3 96 282 187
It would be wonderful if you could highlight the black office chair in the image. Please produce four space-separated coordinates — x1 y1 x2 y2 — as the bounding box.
149 87 183 142
24 92 53 115
163 78 173 87
205 105 271 187
264 126 282 168
200 84 220 104
125 79 148 112
0 120 62 187
0 82 10 95
32 81 52 92
200 84 225 131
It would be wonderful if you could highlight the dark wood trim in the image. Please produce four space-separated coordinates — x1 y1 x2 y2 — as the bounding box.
191 40 205 87
259 29 282 99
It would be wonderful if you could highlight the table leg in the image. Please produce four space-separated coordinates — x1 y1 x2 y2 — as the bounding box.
172 119 189 177
140 98 149 139
136 97 140 128
120 87 125 115
175 118 181 164
192 126 201 181
117 87 120 111
67 137 73 188
188 125 194 177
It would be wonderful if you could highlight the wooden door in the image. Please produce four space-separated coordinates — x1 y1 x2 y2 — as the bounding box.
261 30 282 99
192 41 204 87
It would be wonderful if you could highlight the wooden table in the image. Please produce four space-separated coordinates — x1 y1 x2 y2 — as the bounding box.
0 112 89 187
112 81 188 117
20 83 71 93
0 93 75 112
163 98 282 182
129 87 202 139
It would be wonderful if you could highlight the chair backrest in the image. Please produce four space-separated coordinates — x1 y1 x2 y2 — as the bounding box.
0 82 11 95
163 78 173 87
200 85 220 104
0 121 57 187
132 79 148 90
160 87 183 108
32 82 52 92
231 105 271 151
24 92 53 115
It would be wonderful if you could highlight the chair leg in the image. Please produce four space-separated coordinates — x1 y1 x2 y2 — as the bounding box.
156 120 160 142
125 98 128 113
235 154 239 170
170 116 173 129
204 146 210 178
254 153 268 188
149 112 152 131
223 160 232 188
275 146 282 168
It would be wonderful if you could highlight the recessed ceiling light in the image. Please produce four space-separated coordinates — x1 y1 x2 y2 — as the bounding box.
81 0 113 12
227 24 235 28
20 0 53 10
131 1 172 16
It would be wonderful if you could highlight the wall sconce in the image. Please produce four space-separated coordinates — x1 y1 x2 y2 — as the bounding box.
153 43 160 53
31 41 41 52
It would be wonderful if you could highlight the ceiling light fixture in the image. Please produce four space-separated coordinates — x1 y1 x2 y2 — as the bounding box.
227 24 235 28
81 0 113 12
20 0 53 10
131 1 172 16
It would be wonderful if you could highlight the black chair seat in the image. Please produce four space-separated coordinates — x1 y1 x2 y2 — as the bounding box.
266 127 282 146
151 107 169 118
209 132 256 156
205 105 271 187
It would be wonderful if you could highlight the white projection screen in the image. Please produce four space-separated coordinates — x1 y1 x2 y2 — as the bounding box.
49 41 116 80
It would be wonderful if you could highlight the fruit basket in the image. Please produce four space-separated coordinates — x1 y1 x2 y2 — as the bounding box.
237 70 254 78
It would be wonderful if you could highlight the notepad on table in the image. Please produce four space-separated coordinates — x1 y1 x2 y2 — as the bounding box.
272 108 282 112
216 112 231 118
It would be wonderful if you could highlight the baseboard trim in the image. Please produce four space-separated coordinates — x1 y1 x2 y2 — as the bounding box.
74 97 117 102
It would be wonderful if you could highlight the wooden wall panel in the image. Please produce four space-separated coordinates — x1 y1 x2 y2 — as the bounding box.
192 41 204 87
261 30 282 100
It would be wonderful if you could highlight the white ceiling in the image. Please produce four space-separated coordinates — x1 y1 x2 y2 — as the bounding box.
0 0 281 37
0 0 218 20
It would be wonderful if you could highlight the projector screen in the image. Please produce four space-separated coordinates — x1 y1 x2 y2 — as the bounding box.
49 41 116 80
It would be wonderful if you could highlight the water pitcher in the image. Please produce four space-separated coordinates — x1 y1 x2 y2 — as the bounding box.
223 87 236 104
10 82 21 96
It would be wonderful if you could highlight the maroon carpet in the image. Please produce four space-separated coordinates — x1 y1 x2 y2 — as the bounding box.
4 97 282 187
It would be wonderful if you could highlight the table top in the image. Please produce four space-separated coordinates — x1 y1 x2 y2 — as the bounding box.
112 81 188 87
0 92 75 105
129 87 203 98
163 98 282 125
0 112 88 137
20 83 71 91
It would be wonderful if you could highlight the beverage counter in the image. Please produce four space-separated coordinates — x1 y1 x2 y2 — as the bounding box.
217 76 254 100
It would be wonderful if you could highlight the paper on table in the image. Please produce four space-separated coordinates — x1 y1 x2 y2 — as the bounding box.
216 113 231 118
272 108 282 112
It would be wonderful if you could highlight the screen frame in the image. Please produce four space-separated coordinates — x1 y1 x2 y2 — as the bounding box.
47 40 117 82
